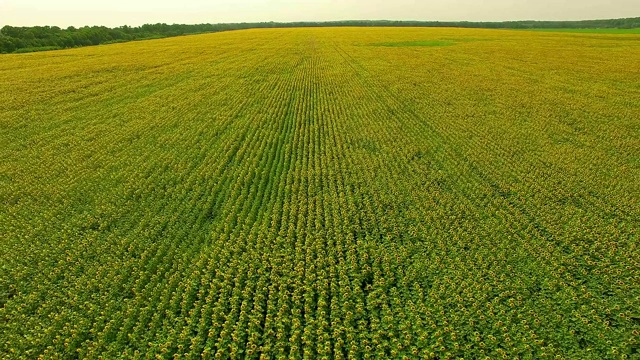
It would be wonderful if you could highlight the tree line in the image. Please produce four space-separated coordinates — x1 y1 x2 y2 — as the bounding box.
1 17 639 54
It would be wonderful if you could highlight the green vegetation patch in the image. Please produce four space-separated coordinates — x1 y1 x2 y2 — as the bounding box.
371 40 455 47
526 28 640 34
12 46 62 54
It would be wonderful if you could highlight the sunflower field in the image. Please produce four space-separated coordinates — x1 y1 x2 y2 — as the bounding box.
1 27 639 359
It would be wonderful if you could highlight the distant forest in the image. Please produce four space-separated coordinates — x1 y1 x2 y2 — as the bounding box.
1 17 639 54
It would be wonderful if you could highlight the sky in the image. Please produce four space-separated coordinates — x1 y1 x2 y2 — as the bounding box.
1 0 638 27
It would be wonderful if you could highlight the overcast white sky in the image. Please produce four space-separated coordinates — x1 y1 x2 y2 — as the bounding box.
1 0 638 27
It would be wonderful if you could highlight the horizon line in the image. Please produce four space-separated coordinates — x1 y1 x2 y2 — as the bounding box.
2 16 639 29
